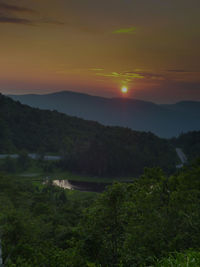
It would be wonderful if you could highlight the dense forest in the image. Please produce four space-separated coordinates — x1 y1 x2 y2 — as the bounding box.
9 91 200 138
1 93 200 266
0 94 177 176
173 131 200 161
0 161 200 266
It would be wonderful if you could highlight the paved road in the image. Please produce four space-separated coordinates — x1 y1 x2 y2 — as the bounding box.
0 154 61 161
0 238 3 266
176 148 187 168
0 154 18 159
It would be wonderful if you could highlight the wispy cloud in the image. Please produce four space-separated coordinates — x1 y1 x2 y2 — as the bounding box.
112 26 136 34
94 71 144 85
94 70 166 85
167 69 195 73
0 2 64 26
89 68 104 71
97 71 144 79
0 16 32 25
0 15 64 26
39 19 64 26
0 3 35 14
125 71 165 81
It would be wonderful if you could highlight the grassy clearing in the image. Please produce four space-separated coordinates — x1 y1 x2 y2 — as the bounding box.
0 157 136 183
14 169 135 183
42 171 135 183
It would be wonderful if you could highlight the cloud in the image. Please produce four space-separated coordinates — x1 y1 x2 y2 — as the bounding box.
0 16 32 25
112 26 136 34
0 3 35 14
96 72 144 79
89 68 104 71
0 2 64 26
167 69 197 73
94 70 167 86
95 71 144 85
38 19 64 26
0 15 64 26
125 71 165 81
167 69 189 73
96 71 165 80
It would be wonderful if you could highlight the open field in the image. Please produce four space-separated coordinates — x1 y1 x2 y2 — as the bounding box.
12 170 134 182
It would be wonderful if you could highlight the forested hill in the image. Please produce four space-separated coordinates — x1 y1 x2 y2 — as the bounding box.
9 91 200 137
0 94 177 176
173 131 200 161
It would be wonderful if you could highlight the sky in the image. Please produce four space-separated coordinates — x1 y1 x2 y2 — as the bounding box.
0 0 200 103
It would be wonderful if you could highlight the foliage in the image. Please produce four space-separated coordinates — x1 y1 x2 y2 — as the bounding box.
154 250 200 266
79 163 200 266
0 94 177 177
0 173 96 266
172 131 200 161
0 93 200 266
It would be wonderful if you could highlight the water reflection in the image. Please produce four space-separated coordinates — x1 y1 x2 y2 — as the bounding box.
52 179 112 193
53 180 74 190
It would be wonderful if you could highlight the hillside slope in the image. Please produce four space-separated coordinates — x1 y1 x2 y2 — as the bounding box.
9 91 200 138
0 94 177 176
173 131 200 161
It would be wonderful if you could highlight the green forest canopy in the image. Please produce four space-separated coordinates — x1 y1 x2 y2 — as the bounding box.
0 94 177 176
0 161 200 266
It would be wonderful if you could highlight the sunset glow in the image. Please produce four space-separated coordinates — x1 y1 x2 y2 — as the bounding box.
121 86 128 94
0 0 199 103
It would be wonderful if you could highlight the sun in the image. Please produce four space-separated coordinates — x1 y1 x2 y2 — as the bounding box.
121 86 128 94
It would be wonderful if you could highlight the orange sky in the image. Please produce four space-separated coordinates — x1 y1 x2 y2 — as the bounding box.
0 0 200 103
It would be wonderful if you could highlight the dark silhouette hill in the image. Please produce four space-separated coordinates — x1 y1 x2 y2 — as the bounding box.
9 91 200 138
0 93 177 176
172 131 200 161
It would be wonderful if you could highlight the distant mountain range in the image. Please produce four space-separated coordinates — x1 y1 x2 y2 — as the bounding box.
9 91 200 138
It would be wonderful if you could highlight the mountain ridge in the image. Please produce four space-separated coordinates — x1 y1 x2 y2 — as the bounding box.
0 93 177 176
8 90 200 104
8 91 200 138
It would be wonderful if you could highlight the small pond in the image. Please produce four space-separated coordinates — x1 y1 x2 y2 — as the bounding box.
52 180 113 193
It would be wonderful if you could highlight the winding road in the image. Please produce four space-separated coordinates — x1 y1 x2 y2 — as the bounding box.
0 154 61 161
0 238 3 267
176 148 187 168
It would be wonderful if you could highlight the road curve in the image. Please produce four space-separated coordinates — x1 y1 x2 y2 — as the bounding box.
176 148 187 168
0 238 3 266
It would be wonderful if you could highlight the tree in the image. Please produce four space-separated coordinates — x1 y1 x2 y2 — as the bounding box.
17 150 31 171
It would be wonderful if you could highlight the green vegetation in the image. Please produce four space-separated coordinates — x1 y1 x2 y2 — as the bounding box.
173 131 200 161
0 94 177 177
0 173 97 267
1 94 200 266
0 156 133 183
0 161 200 266
155 250 200 266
